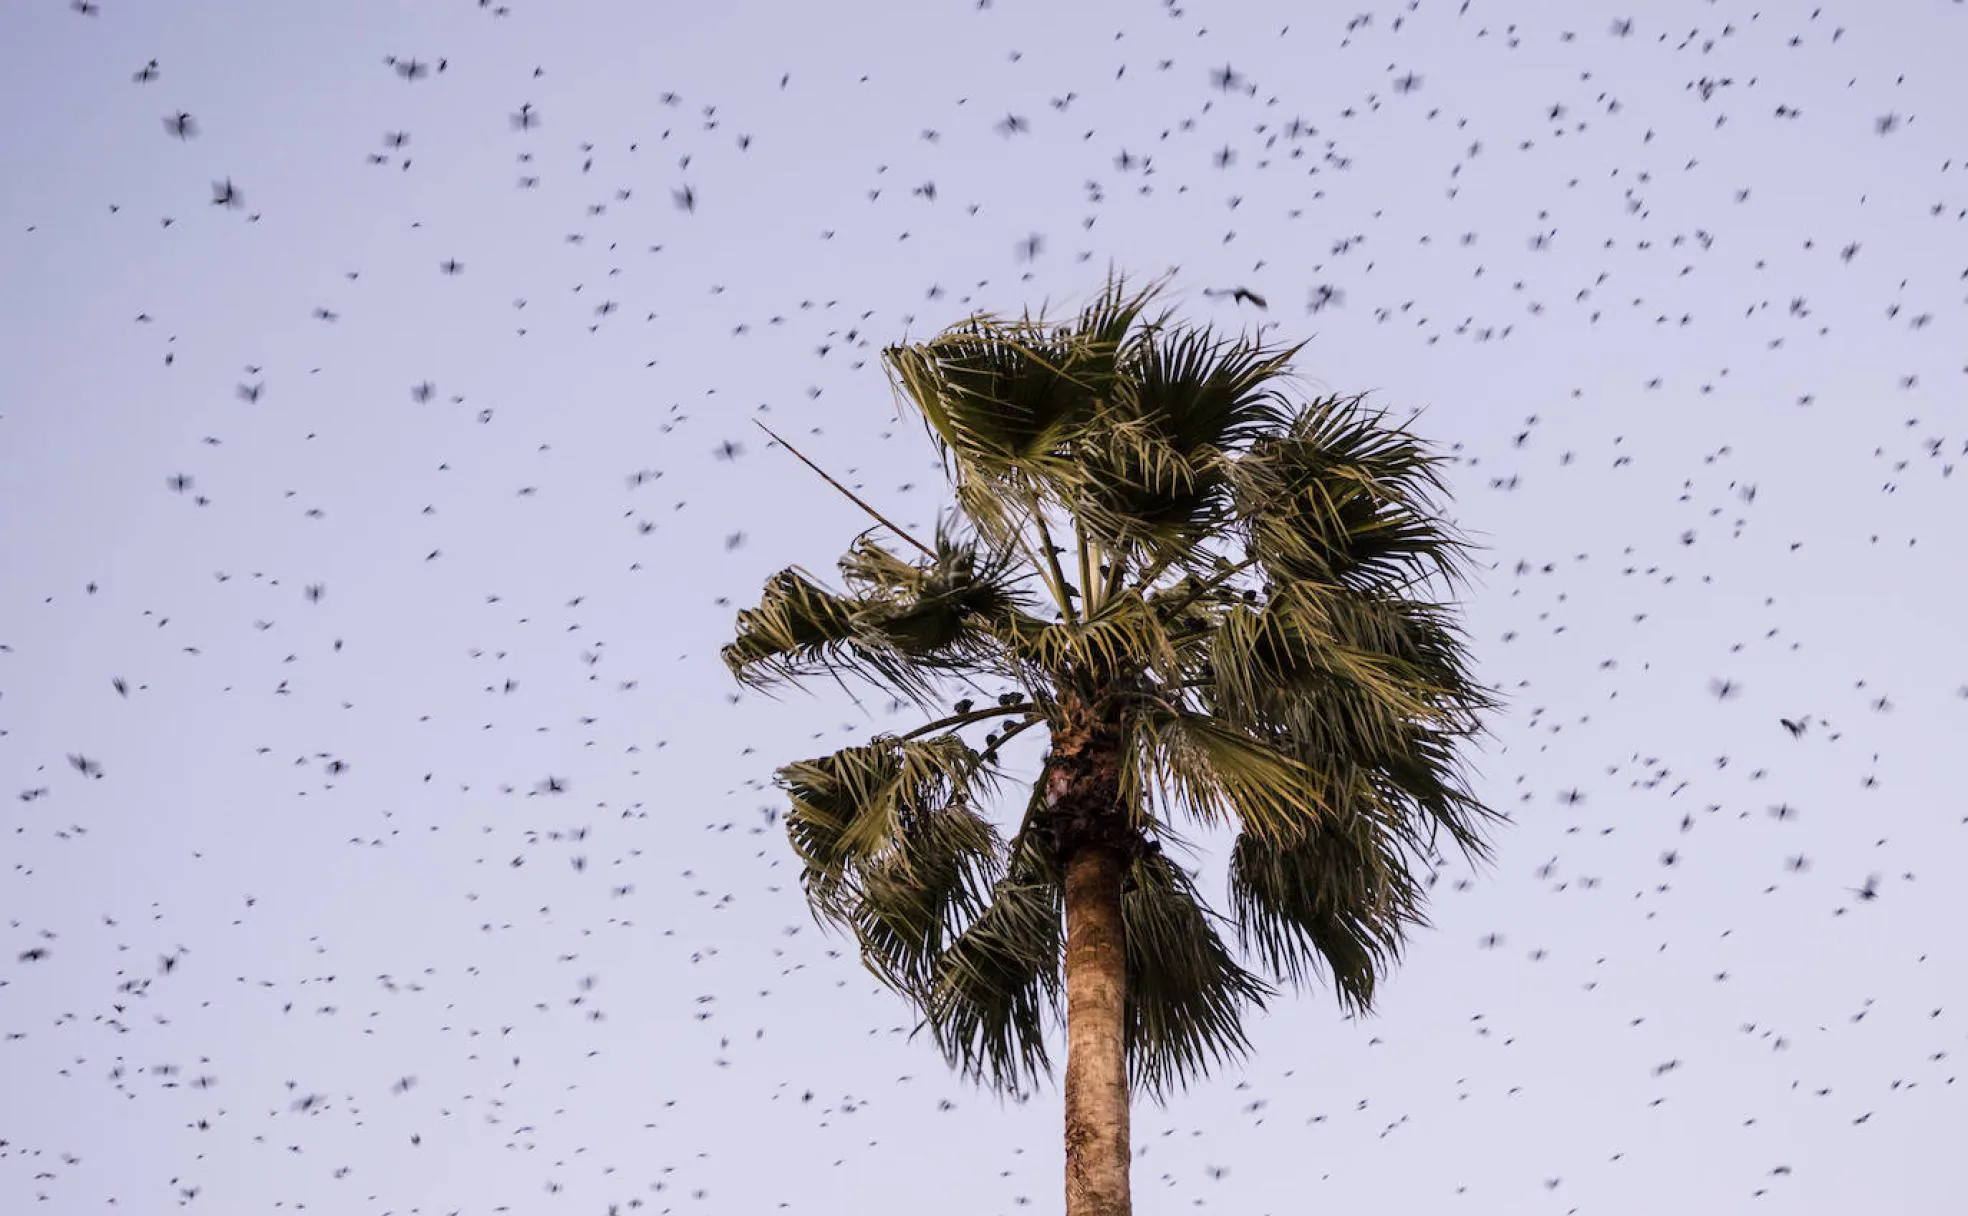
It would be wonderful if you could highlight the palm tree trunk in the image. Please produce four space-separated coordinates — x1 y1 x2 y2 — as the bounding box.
1062 841 1131 1216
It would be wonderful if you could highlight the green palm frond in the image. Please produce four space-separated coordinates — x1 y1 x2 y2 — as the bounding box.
1011 588 1182 690
890 276 1165 467
841 523 1035 659
888 278 1175 564
1128 704 1330 845
1234 394 1469 592
1374 718 1496 861
918 823 1066 1095
1122 849 1273 1100
852 797 1003 996
1070 417 1230 555
1142 569 1241 635
724 520 1042 704
1066 323 1301 563
1119 324 1300 456
779 733 995 914
778 732 1024 1028
1226 791 1423 1014
1206 589 1437 762
721 568 862 684
1196 585 1495 862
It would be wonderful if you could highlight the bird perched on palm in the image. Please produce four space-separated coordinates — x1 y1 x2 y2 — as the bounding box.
724 274 1500 1216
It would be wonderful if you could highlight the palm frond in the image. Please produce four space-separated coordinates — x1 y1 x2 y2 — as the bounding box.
1119 324 1300 456
842 523 1033 657
722 568 864 686
779 737 978 876
1123 849 1273 1101
886 278 1172 562
918 823 1066 1094
778 732 1011 999
1205 589 1435 762
1234 394 1471 592
724 521 1039 704
887 276 1163 470
1197 586 1497 864
1070 416 1231 556
1227 789 1424 1014
1372 718 1498 863
1129 703 1331 845
852 795 1004 995
1011 588 1182 690
1063 326 1300 563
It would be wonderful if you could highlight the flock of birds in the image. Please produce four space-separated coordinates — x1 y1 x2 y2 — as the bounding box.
2 0 1964 1212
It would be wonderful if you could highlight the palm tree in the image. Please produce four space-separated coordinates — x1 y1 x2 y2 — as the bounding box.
723 275 1499 1216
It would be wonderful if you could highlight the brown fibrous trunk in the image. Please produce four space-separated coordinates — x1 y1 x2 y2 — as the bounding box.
1048 699 1133 1216
1063 841 1131 1216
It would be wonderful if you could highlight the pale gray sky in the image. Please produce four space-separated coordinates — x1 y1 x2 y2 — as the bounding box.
2 1 1965 1213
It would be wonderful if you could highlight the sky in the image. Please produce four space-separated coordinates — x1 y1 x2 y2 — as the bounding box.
2 0 1965 1212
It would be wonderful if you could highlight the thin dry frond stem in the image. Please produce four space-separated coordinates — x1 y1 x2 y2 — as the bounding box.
755 419 937 560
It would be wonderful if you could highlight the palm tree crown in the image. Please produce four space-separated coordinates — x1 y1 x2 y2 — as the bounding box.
724 275 1500 1103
